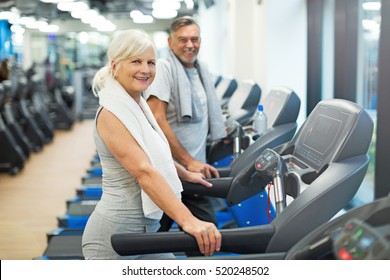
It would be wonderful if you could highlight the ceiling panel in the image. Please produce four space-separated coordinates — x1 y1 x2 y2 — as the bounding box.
0 0 198 33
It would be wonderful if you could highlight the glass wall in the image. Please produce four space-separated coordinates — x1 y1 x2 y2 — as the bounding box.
355 0 381 204
358 0 381 110
321 0 381 205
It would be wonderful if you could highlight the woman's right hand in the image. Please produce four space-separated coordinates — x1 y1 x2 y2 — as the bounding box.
181 217 222 256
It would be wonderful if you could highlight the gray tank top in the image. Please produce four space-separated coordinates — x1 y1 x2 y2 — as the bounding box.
93 107 154 224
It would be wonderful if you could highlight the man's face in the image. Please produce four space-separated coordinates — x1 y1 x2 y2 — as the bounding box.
168 24 201 68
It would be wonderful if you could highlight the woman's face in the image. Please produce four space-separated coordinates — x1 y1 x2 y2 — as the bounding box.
112 46 156 96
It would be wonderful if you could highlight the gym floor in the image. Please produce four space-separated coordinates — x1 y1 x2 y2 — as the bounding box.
0 119 96 260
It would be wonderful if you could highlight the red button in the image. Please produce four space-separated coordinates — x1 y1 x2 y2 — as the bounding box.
256 163 262 169
338 248 353 260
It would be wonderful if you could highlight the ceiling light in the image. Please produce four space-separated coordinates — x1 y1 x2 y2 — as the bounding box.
185 0 194 10
77 31 89 44
133 15 154 24
18 16 36 25
10 25 25 34
130 10 154 24
96 22 116 32
80 10 99 24
0 11 19 21
57 1 89 12
40 0 75 3
362 19 380 32
40 24 60 33
70 10 85 19
152 1 181 10
26 20 48 29
130 10 143 18
362 2 381 11
152 9 178 19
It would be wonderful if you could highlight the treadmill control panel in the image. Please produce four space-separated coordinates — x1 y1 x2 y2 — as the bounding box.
255 149 278 175
332 219 390 260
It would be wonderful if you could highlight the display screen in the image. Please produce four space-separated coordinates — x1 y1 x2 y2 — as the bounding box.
293 104 351 171
263 89 288 127
303 114 341 155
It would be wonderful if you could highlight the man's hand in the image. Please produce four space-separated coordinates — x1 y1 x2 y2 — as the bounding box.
187 159 220 179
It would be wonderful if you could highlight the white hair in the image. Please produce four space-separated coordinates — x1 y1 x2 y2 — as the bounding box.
92 29 156 96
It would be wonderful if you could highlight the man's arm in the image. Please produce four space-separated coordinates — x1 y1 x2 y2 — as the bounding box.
147 96 219 178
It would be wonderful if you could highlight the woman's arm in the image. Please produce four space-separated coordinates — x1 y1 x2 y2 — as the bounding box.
96 108 221 256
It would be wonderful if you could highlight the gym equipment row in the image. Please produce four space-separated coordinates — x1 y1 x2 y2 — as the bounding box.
0 63 75 175
40 79 384 260
111 98 379 259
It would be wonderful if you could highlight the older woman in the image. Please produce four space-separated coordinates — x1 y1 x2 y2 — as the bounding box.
81 29 221 260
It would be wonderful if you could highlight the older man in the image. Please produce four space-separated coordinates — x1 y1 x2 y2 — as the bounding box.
145 16 226 234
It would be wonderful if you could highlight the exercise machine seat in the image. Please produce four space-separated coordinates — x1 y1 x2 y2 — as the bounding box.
215 76 238 108
208 86 301 166
225 79 261 125
212 74 222 87
111 99 373 257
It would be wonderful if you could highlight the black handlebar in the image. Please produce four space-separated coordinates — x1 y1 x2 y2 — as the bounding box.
112 224 276 256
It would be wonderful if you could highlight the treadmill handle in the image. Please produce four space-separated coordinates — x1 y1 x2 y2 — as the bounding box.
181 177 233 198
112 224 275 256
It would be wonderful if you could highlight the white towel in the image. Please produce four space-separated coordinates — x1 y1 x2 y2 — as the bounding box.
167 50 226 141
98 77 183 220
